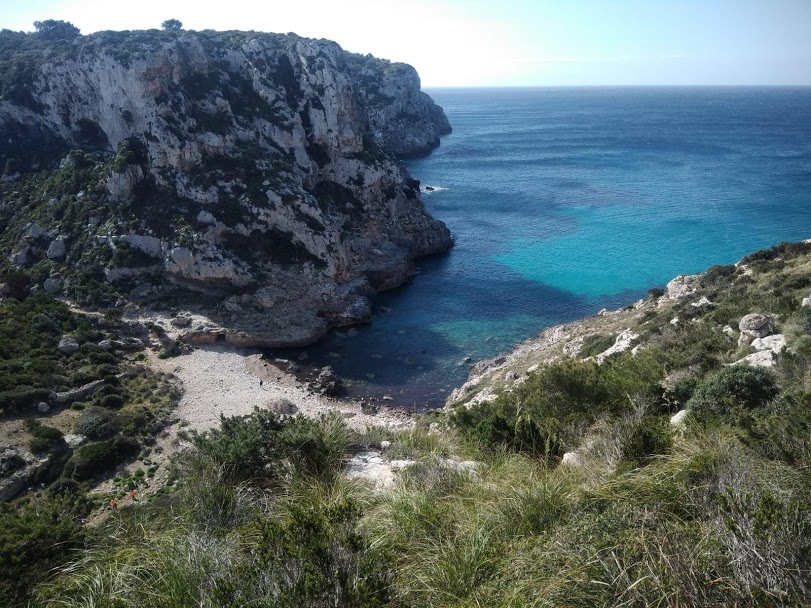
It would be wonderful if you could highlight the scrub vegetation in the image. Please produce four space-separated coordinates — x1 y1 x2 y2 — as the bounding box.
3 244 811 607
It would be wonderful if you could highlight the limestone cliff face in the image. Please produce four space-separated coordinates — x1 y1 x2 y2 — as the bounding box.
0 30 453 347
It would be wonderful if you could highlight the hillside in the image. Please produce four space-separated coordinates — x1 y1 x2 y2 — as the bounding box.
0 26 452 348
3 240 811 606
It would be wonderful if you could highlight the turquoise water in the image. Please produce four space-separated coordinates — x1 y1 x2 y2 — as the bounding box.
276 87 811 408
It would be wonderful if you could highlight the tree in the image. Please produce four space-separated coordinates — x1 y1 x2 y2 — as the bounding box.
161 19 183 31
32 20 80 40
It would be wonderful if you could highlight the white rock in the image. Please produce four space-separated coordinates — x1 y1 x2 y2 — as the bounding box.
670 409 689 427
595 328 639 363
561 452 583 467
751 334 785 354
379 440 391 450
63 434 86 449
691 296 713 308
664 274 702 300
802 296 811 308
670 317 679 325
722 325 736 338
505 371 519 381
36 402 50 413
732 350 776 368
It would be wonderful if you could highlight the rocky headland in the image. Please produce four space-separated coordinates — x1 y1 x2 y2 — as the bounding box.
0 27 452 347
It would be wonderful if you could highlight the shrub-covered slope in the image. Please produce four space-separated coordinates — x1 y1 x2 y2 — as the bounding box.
4 241 810 607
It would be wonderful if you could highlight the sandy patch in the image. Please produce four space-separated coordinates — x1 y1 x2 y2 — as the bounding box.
149 346 413 433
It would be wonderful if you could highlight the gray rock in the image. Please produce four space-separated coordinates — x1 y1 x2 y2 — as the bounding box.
0 447 26 479
46 236 67 260
124 233 162 258
171 315 192 328
196 210 217 225
57 335 80 354
11 246 31 267
36 402 50 413
314 366 342 396
505 371 519 381
738 313 774 346
43 277 62 294
26 223 47 239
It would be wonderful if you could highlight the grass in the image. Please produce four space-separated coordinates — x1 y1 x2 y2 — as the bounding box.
5 242 811 607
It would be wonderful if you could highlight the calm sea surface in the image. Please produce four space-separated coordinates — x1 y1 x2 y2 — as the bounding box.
275 87 811 408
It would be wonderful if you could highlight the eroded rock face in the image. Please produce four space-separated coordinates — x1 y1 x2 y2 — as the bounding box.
0 30 452 347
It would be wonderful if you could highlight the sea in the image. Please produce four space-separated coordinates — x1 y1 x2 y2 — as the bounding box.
273 86 811 409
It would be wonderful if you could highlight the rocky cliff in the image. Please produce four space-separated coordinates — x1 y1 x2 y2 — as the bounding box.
0 28 453 347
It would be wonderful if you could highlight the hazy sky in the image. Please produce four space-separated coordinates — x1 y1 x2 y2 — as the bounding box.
3 0 810 86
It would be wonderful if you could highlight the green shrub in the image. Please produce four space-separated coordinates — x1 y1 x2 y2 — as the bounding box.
23 419 64 453
66 436 139 480
0 493 89 605
74 406 119 439
452 353 665 458
99 394 124 409
687 366 780 416
191 409 350 483
622 417 673 464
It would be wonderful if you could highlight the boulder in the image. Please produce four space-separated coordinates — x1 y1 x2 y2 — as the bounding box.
57 335 80 354
751 334 786 354
36 402 50 413
11 246 31 267
314 366 342 396
46 236 67 260
802 296 811 308
26 223 47 239
732 350 776 368
738 313 774 346
43 277 62 294
196 210 217 225
170 315 192 328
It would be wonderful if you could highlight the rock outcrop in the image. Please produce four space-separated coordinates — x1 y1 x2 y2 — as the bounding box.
0 29 452 347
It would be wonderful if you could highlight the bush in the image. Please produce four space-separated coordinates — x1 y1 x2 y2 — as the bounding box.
100 394 125 409
23 419 64 453
74 406 119 439
190 409 350 483
66 436 139 480
687 366 780 416
0 493 89 605
622 417 673 464
452 354 665 458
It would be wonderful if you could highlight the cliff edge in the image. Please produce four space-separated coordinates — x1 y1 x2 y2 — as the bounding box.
0 28 453 347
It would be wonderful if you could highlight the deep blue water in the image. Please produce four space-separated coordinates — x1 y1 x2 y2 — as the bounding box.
276 87 811 408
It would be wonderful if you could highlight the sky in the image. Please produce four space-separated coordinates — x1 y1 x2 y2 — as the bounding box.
2 0 810 87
